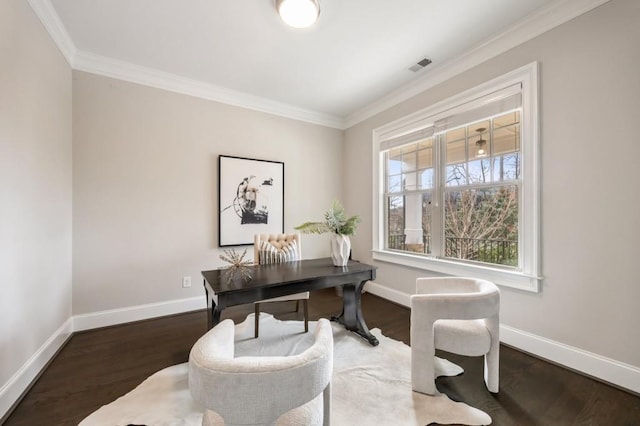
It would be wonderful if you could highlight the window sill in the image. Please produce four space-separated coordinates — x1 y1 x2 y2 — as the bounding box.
371 250 541 292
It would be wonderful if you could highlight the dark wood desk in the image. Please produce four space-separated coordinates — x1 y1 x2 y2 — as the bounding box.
201 258 379 345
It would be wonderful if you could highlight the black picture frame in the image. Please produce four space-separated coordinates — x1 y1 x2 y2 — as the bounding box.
218 155 285 247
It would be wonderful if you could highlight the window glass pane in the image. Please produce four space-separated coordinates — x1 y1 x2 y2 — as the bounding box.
446 163 467 186
493 111 520 129
402 151 417 172
467 120 490 139
402 172 418 190
387 196 405 250
389 147 403 157
400 144 416 155
387 152 402 175
446 140 466 164
494 124 520 155
419 168 434 189
492 153 520 181
445 127 465 142
444 186 519 266
403 193 426 253
417 148 432 169
418 139 433 149
467 123 489 161
467 159 492 184
388 174 402 192
469 132 490 159
422 192 432 254
386 193 432 254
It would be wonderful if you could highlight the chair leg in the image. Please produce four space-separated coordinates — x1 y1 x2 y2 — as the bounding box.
254 303 260 339
411 347 436 395
484 343 500 393
322 381 331 426
411 320 437 395
303 299 309 333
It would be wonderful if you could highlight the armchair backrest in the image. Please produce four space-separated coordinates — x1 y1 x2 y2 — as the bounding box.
412 277 500 321
189 318 333 425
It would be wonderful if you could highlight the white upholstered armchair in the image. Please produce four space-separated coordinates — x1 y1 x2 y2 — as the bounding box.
410 277 500 395
253 233 309 338
189 318 334 426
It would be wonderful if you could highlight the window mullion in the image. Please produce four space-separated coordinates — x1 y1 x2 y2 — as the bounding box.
431 134 444 257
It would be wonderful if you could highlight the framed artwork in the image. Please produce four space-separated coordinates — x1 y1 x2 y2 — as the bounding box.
218 155 284 246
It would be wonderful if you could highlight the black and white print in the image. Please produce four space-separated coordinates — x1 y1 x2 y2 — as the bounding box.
218 155 284 246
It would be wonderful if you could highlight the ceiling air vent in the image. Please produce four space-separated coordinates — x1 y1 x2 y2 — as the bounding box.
409 58 432 72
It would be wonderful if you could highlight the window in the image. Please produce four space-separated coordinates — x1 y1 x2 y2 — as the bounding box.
373 63 540 291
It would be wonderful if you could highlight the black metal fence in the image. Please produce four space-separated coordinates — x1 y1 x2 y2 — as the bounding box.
388 234 517 266
388 234 406 250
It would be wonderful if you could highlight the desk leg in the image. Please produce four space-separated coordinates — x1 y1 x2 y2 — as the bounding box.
332 280 379 346
207 297 222 330
205 279 223 330
211 305 222 330
205 281 212 329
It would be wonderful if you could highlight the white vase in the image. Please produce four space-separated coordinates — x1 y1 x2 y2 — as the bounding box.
330 234 351 266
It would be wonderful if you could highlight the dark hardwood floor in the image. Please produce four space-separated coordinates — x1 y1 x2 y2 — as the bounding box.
4 289 639 425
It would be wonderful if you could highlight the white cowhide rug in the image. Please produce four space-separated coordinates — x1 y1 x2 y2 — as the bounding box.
80 314 491 425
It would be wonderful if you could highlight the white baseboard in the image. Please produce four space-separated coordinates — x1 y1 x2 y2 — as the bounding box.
500 325 640 394
73 296 206 331
0 318 73 420
1 296 206 420
366 281 640 394
365 281 412 307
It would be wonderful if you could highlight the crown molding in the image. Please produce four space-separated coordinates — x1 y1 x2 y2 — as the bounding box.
73 51 345 129
344 0 612 128
27 0 76 65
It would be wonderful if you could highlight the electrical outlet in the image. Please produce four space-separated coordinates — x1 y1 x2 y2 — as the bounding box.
182 276 192 288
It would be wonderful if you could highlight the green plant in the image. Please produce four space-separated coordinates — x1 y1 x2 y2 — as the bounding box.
295 200 361 236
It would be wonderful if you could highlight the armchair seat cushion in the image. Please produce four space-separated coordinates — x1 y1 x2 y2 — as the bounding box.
434 319 492 356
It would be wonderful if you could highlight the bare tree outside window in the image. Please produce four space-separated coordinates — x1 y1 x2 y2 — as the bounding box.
444 186 518 266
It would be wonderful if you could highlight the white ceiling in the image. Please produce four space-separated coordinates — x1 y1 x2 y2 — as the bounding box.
34 0 605 128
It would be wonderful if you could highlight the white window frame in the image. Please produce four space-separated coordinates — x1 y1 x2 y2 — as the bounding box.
372 62 541 292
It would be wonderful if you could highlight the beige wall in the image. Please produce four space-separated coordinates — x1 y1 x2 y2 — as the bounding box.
0 0 72 399
344 0 640 367
72 71 344 314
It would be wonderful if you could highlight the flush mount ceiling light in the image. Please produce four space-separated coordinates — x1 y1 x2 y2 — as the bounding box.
276 0 320 28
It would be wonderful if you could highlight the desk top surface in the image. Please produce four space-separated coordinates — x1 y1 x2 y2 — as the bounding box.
202 257 376 294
